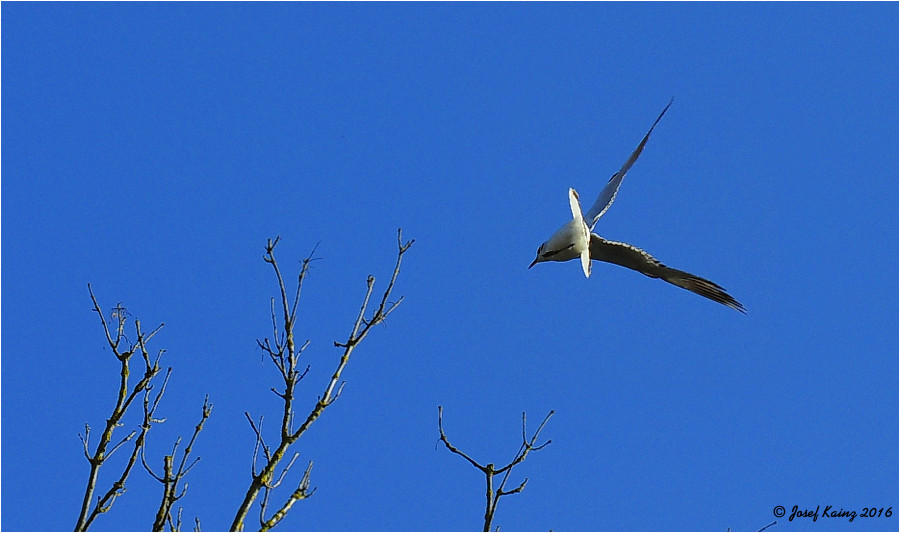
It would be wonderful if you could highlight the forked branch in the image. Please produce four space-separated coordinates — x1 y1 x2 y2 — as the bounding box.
230 230 413 531
437 406 554 532
143 396 213 531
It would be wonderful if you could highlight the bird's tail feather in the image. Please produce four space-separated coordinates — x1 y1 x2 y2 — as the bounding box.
663 269 746 313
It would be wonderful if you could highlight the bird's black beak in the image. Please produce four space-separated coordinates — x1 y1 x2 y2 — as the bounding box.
528 258 538 269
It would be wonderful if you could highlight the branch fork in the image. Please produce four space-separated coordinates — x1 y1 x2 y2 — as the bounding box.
438 406 554 532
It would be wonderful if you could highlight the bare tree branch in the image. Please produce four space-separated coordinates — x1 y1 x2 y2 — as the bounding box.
260 462 315 532
74 285 167 531
438 406 485 471
230 230 413 531
145 396 213 531
437 406 554 532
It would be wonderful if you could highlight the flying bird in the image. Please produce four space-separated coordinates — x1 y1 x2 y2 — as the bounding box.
529 100 745 313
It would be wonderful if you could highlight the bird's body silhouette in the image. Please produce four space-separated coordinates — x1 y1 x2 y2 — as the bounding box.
529 100 745 313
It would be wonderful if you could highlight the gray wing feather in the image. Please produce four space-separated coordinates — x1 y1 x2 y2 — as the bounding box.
589 234 746 313
585 98 673 229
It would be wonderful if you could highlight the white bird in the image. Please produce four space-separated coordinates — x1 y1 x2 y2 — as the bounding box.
529 100 745 313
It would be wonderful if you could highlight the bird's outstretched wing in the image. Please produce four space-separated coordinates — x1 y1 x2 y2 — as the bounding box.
584 99 673 230
589 234 746 313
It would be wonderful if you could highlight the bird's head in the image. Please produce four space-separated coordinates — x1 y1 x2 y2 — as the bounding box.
528 243 547 269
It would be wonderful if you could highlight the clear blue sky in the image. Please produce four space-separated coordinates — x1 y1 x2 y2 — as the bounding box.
2 3 897 532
